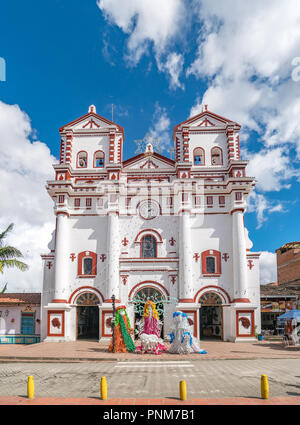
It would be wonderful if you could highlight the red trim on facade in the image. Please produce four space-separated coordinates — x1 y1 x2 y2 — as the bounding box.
134 229 163 243
236 310 255 337
103 299 121 303
76 151 88 168
47 310 65 337
77 251 97 276
128 281 169 300
194 286 232 304
52 299 67 303
102 310 113 337
232 298 251 303
178 299 194 303
230 208 245 215
181 310 198 337
93 150 105 168
201 250 221 275
68 286 105 304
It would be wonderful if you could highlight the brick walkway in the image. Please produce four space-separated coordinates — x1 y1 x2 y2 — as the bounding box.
0 396 299 405
0 339 299 361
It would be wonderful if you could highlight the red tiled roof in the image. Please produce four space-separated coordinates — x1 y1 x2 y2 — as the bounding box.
0 293 41 304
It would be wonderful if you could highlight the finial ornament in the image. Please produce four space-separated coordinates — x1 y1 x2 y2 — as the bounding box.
88 105 96 114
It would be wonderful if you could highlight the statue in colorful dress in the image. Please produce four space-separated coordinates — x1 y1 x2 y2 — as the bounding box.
108 305 136 353
168 311 207 354
135 300 167 355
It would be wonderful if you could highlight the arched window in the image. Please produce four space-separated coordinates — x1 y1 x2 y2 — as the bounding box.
83 258 93 275
77 151 88 168
94 151 105 168
194 147 205 165
78 251 97 277
141 235 157 258
201 250 221 275
211 147 223 165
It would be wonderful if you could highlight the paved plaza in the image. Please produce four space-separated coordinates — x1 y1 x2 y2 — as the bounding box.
0 340 299 404
1 339 300 362
0 358 299 401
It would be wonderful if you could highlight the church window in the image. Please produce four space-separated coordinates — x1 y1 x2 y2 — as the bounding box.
58 195 65 204
201 250 221 275
206 257 216 273
219 196 225 206
195 196 201 206
75 198 80 207
194 147 205 165
78 251 97 277
235 192 242 201
211 147 223 165
78 151 88 168
94 151 105 168
83 258 93 275
141 235 157 258
86 198 92 207
207 196 213 206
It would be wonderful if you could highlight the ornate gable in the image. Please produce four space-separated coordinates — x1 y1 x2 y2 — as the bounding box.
123 151 175 171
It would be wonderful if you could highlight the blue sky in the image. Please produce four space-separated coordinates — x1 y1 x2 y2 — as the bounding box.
0 0 300 290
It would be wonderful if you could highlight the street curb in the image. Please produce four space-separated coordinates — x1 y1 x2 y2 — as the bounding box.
0 356 300 363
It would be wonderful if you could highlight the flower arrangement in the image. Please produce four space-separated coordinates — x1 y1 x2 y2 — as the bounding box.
10 318 15 323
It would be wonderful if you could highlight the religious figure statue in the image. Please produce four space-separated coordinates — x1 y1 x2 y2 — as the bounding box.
135 300 167 355
108 305 136 353
168 311 207 354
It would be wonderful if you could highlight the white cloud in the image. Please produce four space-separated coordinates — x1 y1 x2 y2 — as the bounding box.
247 192 285 229
97 0 187 88
157 52 185 90
259 251 277 284
148 103 172 155
0 101 56 293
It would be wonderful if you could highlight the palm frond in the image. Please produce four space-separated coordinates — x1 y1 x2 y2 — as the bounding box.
0 246 23 260
0 224 14 244
0 259 29 272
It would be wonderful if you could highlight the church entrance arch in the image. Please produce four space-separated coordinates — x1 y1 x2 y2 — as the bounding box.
76 292 100 340
132 286 165 339
199 292 223 340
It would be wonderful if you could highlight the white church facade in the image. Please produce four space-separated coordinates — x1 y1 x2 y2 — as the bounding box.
41 105 261 343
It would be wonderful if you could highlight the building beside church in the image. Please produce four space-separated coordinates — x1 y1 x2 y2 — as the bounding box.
41 105 261 343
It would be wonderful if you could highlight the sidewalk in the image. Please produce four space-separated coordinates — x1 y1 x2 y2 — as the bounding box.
0 396 300 405
0 339 300 361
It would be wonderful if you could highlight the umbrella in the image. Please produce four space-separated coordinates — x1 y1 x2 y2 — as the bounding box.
277 310 300 322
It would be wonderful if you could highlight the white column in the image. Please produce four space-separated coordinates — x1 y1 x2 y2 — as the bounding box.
232 210 248 300
179 212 193 300
53 213 69 302
106 212 120 300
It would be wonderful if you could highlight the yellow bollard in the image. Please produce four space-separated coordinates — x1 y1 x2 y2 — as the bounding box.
179 380 187 401
261 374 269 399
100 376 108 400
27 376 34 399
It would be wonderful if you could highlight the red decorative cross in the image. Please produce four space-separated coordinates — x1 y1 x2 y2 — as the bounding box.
70 253 76 262
169 237 176 246
46 262 52 270
222 253 230 262
100 254 106 262
171 276 176 285
122 237 129 247
248 260 254 270
193 253 200 262
121 276 128 286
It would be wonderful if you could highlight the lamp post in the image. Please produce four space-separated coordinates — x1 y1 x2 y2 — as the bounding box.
111 294 116 353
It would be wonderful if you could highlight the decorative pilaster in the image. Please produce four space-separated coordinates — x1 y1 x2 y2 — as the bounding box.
179 212 193 301
232 209 249 302
106 212 120 301
53 213 69 303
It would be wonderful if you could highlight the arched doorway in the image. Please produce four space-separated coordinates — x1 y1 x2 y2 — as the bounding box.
199 292 223 340
76 292 100 340
133 286 165 338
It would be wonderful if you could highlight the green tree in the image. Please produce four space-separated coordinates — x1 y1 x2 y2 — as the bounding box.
0 224 29 277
